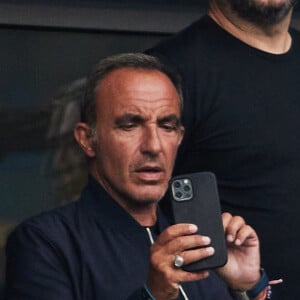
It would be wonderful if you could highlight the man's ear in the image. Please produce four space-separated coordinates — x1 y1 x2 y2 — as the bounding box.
178 126 185 146
74 122 96 158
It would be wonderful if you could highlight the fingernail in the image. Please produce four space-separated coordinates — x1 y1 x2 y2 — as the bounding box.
202 236 211 244
227 235 234 242
202 271 209 278
235 239 241 246
206 247 215 255
189 224 198 232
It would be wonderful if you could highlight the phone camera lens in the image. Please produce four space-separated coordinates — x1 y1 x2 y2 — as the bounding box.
175 191 182 198
184 185 190 191
174 181 181 188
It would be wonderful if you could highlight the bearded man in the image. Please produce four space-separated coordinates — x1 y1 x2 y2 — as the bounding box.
147 1 300 299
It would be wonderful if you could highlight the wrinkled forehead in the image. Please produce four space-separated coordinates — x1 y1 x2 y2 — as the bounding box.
95 68 181 118
115 102 181 122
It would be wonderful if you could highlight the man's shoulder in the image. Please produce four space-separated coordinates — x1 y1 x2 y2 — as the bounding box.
290 26 300 45
7 201 81 248
146 14 230 73
147 15 217 57
24 201 78 228
290 26 300 35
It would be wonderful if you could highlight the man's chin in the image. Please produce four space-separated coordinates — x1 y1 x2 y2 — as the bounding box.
137 193 165 205
229 0 295 25
129 189 166 206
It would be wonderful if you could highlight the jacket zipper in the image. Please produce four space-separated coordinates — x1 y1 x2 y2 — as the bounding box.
145 227 189 300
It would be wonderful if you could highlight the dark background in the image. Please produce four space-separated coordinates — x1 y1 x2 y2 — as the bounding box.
0 0 300 295
0 1 210 220
0 1 208 292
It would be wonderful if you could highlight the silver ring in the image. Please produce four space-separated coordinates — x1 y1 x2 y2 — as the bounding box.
174 254 184 268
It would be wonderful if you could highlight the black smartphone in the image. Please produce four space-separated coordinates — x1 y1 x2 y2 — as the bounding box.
169 172 227 272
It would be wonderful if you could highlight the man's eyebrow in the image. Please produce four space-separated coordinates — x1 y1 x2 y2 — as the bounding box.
115 113 143 125
158 114 182 125
115 113 181 126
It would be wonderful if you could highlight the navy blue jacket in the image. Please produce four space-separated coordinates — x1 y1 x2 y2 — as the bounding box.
5 177 233 300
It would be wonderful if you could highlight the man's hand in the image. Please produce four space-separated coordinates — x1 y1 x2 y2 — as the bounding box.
217 212 261 291
146 223 213 300
146 213 261 299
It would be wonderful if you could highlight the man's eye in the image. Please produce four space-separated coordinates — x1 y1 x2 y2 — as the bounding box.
120 123 136 130
162 123 177 131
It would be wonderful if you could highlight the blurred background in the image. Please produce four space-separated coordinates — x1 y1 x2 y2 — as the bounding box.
0 0 300 296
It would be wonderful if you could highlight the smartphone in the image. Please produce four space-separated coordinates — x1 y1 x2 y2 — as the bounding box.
169 172 227 272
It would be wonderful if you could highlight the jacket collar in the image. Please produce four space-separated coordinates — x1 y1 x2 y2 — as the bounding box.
80 175 169 233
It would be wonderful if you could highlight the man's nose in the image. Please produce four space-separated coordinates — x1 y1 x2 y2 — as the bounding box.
140 126 163 155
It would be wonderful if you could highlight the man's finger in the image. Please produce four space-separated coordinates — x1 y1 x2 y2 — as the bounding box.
155 223 198 246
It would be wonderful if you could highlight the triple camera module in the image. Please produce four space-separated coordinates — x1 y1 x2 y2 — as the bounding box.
171 178 193 201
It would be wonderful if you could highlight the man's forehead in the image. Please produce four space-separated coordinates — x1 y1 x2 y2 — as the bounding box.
98 68 178 97
95 67 181 117
114 103 180 119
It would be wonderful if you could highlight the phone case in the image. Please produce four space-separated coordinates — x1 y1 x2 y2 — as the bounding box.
169 172 227 272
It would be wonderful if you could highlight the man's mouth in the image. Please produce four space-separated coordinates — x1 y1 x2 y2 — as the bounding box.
135 166 164 182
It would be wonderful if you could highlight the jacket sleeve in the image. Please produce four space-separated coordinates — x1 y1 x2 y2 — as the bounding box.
4 224 74 300
126 288 145 300
125 287 188 300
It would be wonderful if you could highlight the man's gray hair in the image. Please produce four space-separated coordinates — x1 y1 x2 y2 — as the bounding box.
80 53 183 128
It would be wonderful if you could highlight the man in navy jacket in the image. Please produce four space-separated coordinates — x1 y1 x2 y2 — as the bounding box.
5 53 267 300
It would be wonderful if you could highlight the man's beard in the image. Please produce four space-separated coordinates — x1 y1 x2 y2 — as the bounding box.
227 0 297 26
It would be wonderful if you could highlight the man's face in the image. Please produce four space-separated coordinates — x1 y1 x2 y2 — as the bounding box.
224 0 296 25
91 68 184 209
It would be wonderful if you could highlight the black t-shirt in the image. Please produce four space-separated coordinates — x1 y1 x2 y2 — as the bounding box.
147 15 300 300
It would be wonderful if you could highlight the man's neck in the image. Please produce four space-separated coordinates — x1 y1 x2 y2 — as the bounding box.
128 205 157 227
91 167 158 227
208 0 293 54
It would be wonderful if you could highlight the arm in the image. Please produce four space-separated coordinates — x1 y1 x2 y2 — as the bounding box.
218 213 270 300
5 224 73 300
217 212 261 290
